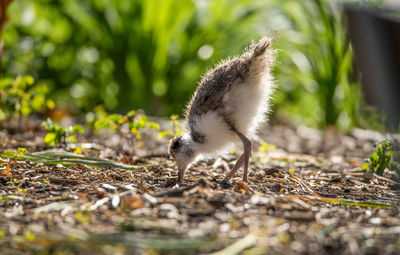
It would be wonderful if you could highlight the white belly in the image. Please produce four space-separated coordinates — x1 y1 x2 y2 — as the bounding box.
190 111 238 156
190 78 273 156
223 80 271 136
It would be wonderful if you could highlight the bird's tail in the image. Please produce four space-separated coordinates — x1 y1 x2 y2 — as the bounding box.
252 37 272 58
245 35 276 83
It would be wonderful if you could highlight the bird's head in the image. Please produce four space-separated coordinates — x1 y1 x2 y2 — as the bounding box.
168 134 196 182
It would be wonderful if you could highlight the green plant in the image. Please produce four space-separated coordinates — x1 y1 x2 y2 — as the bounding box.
87 106 160 140
362 140 399 176
157 114 183 139
42 118 84 146
4 0 267 115
272 0 361 130
0 75 54 121
3 0 383 130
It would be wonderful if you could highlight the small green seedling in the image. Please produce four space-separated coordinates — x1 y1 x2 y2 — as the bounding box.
362 139 399 176
128 111 160 139
87 106 160 141
0 75 54 122
42 118 84 146
158 114 183 139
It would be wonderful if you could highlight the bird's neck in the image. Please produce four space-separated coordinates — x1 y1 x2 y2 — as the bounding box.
181 133 199 156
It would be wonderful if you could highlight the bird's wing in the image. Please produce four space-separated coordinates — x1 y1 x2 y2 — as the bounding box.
187 36 273 119
187 76 235 143
188 60 242 116
189 80 231 115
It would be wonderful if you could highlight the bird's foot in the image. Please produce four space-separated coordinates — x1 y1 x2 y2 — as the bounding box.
212 178 234 189
165 178 185 188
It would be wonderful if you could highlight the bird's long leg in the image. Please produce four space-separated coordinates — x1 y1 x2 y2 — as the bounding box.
236 131 252 182
223 131 252 182
223 153 245 180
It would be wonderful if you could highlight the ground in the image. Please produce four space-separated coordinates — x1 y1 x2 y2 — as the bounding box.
0 119 399 255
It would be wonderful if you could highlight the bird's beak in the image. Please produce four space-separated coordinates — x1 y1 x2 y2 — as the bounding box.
178 166 186 182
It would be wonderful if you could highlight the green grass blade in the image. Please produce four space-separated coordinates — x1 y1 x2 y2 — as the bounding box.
2 150 145 170
326 199 393 209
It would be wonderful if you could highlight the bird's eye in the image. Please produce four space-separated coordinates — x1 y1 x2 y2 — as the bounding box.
172 140 181 149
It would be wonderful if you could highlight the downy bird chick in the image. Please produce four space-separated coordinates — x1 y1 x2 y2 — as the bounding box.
169 36 276 182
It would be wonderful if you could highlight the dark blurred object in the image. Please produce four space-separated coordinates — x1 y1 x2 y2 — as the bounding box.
345 7 400 129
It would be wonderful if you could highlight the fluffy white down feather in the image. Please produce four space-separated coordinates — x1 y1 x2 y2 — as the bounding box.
185 73 274 163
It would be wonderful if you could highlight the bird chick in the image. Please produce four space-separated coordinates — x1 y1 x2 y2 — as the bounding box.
169 36 276 182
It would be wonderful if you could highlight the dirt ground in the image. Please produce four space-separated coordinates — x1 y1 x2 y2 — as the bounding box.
0 120 399 255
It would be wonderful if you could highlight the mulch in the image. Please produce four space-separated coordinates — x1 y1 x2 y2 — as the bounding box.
0 121 399 254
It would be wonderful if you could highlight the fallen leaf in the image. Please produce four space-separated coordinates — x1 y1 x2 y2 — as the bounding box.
122 195 144 210
234 180 253 194
0 159 12 177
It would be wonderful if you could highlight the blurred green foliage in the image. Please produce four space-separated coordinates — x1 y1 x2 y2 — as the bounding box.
4 0 265 115
2 0 380 130
272 0 360 129
0 75 54 120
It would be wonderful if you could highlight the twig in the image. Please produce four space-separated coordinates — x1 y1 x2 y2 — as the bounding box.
289 174 315 194
88 189 137 211
209 233 256 255
373 173 400 184
33 201 81 214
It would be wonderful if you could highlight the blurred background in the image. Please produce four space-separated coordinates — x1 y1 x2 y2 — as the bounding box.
1 0 399 131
